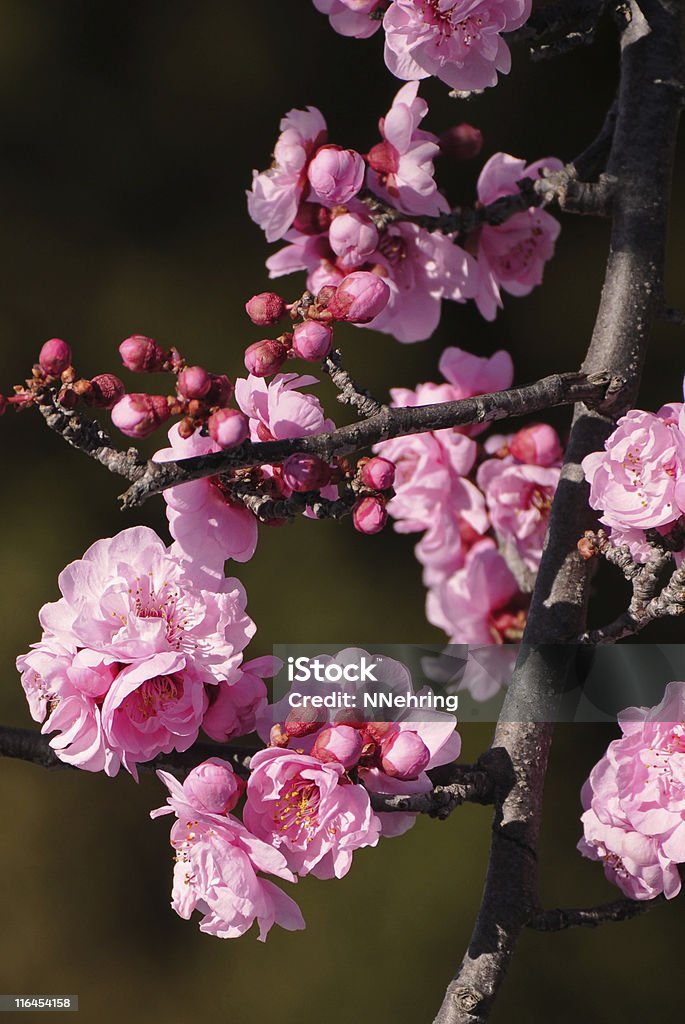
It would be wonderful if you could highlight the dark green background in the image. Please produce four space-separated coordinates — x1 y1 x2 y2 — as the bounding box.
1 2 684 1022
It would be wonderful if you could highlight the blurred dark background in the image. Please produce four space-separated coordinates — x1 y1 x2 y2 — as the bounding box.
0 2 684 1022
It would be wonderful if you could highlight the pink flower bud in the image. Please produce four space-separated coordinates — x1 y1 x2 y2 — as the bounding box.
367 140 400 176
381 730 431 780
439 124 484 161
353 495 387 534
285 705 326 738
208 408 249 449
291 321 333 361
328 272 390 324
509 423 562 467
111 393 170 438
307 145 365 205
328 212 379 269
282 453 331 492
244 339 288 377
177 365 211 400
89 373 126 409
360 456 395 490
119 335 166 373
312 724 364 769
184 758 244 814
245 292 287 326
206 373 233 407
293 202 332 236
39 338 72 377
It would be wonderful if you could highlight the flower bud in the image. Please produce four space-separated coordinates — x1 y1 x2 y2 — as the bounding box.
328 212 379 268
380 730 431 780
285 705 326 738
39 338 72 377
89 374 126 409
367 140 400 176
119 335 166 373
293 202 332 236
352 495 387 534
177 365 211 400
184 758 244 814
328 272 390 324
208 408 249 449
206 373 233 407
312 724 364 769
307 145 365 205
291 321 333 361
244 339 288 377
439 124 483 161
509 423 562 467
245 292 287 326
110 393 170 438
282 453 330 492
360 456 395 491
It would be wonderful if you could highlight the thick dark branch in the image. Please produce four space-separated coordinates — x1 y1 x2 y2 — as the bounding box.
528 894 666 931
120 370 622 509
37 394 147 481
433 4 684 1022
0 725 255 777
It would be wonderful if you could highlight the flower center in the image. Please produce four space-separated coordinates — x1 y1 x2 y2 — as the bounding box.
274 775 321 843
124 673 184 723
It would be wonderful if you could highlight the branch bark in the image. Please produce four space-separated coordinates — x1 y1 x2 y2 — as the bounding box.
119 370 622 509
432 3 684 1022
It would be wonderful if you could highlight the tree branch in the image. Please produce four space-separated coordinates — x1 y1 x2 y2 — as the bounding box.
369 766 495 819
528 894 667 931
432 3 684 1021
119 370 623 509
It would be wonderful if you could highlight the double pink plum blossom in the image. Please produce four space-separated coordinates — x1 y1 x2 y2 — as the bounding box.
244 748 382 879
472 153 563 320
152 767 304 939
426 539 523 644
17 527 255 777
247 107 328 242
579 681 685 901
382 0 532 92
375 347 513 582
582 404 685 563
313 0 384 38
366 80 449 217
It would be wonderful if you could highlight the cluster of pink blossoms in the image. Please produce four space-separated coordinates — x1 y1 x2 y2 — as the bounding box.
579 681 685 901
313 1 532 93
148 648 460 937
582 390 685 563
248 84 561 340
374 346 563 646
16 527 265 777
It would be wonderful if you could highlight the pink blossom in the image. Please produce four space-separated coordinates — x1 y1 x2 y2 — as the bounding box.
477 458 560 573
509 423 562 466
312 724 364 768
119 335 166 372
313 0 384 38
234 372 334 442
154 425 258 578
247 107 328 243
39 338 72 376
152 770 304 939
111 394 170 439
383 0 532 92
353 495 388 534
328 212 379 269
203 657 276 743
360 456 396 490
582 406 685 534
291 320 333 360
207 409 250 450
472 154 563 320
426 539 523 644
328 270 391 323
244 748 381 879
380 729 431 779
17 527 255 777
307 145 366 206
578 681 685 900
367 81 448 217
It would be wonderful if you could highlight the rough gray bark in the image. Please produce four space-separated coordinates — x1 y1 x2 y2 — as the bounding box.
432 3 684 1021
